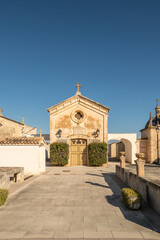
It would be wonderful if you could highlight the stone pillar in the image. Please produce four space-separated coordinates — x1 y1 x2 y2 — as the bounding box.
120 151 125 168
40 129 42 137
147 127 155 163
135 153 145 177
156 125 160 164
158 130 160 164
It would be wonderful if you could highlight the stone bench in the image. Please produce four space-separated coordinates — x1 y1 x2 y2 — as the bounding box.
0 167 24 189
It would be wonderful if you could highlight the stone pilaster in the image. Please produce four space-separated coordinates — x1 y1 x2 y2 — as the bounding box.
147 127 155 163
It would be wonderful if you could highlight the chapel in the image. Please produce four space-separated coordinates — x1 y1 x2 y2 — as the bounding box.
137 99 160 163
47 83 110 166
0 108 37 140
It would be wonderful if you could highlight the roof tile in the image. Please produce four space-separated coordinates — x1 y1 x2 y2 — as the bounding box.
0 137 46 145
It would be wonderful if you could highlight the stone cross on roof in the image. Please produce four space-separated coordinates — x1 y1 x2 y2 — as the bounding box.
156 99 159 107
155 99 160 116
75 82 82 95
40 129 42 137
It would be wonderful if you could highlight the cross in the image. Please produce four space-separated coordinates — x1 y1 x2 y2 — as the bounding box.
75 82 82 92
40 129 42 137
156 99 159 106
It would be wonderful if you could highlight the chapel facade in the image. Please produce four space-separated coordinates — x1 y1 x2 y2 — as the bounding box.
137 99 160 163
47 83 110 166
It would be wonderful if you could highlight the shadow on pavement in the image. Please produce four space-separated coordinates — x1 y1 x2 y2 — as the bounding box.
86 171 160 234
103 172 160 234
85 181 109 188
85 173 104 177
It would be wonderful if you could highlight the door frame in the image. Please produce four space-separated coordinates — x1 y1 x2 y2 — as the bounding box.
68 134 89 166
70 138 87 166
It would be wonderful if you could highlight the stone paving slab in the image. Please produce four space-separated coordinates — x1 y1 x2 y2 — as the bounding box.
0 165 160 239
0 238 159 240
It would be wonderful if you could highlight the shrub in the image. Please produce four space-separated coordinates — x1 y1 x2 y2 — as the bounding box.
0 189 8 206
88 142 108 166
50 142 69 166
121 188 141 209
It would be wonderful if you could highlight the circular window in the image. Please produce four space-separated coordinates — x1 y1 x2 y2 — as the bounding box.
75 111 83 120
71 109 85 123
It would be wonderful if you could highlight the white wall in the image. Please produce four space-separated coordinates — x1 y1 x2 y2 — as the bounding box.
0 145 46 176
108 133 137 164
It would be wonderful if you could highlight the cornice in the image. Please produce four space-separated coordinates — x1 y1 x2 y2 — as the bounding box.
47 94 110 115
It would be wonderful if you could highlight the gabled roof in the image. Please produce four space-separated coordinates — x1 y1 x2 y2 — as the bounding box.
0 115 36 129
0 115 24 125
47 94 110 113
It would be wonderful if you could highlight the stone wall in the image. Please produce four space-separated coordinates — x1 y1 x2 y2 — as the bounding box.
137 139 148 160
141 128 149 139
139 127 160 163
108 142 125 159
108 142 117 158
0 116 37 140
116 165 160 215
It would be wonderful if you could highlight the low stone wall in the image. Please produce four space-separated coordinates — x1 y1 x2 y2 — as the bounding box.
0 167 24 189
116 165 160 215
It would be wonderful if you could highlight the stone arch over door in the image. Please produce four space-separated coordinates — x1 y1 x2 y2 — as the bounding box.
108 133 137 164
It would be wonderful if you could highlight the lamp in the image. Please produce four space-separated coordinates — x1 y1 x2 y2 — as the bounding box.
56 129 62 139
93 129 100 138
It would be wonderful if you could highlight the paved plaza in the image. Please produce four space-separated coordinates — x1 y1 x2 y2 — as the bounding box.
0 164 160 239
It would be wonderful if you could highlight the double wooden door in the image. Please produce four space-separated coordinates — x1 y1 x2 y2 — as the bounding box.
71 139 87 165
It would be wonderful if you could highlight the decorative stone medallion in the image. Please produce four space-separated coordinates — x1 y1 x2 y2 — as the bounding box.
71 109 85 124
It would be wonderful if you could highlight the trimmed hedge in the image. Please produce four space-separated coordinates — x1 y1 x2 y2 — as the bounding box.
0 189 8 206
50 142 69 166
121 188 141 209
88 142 108 166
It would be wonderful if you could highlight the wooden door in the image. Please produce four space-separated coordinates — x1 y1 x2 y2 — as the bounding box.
71 139 87 165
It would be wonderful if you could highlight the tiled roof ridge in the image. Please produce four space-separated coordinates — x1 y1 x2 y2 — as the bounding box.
0 137 46 145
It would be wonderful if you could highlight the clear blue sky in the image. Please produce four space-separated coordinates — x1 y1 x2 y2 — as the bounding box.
0 0 160 136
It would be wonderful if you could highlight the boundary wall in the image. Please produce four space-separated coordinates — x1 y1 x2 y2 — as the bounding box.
116 165 160 215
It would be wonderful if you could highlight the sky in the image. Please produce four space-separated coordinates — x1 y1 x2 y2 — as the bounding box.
0 0 160 137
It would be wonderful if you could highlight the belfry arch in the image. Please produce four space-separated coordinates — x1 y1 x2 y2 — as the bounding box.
108 133 137 164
